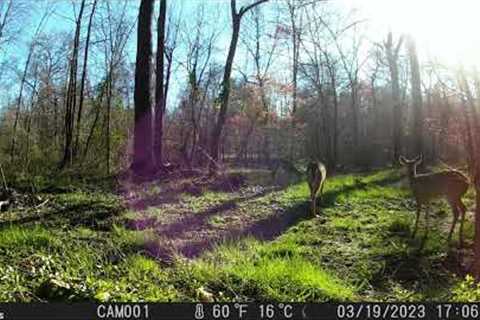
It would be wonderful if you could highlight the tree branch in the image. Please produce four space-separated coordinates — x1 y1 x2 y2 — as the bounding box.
239 0 269 17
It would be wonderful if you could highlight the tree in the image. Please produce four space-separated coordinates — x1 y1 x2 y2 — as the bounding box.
73 0 98 158
99 0 135 174
457 69 480 278
179 4 216 166
300 7 335 167
132 0 154 175
286 0 301 115
406 35 423 156
154 0 167 168
10 9 50 161
0 0 27 52
237 5 277 163
60 0 86 168
383 32 404 162
209 0 269 168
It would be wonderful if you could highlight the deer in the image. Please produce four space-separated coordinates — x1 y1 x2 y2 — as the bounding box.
399 154 469 247
306 160 327 217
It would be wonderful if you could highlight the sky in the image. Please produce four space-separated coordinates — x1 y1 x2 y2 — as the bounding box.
1 0 479 110
348 0 480 68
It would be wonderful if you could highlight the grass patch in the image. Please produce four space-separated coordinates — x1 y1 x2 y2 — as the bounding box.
0 168 475 302
188 239 356 301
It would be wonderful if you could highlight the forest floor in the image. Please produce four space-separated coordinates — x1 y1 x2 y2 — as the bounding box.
0 167 477 302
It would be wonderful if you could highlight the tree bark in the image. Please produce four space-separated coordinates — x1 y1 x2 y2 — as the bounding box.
74 0 97 157
60 0 86 168
457 71 480 279
287 0 299 115
210 8 240 165
407 36 423 156
385 32 403 163
132 0 154 175
154 0 166 168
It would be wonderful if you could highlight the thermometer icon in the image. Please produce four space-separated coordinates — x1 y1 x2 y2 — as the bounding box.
195 304 205 320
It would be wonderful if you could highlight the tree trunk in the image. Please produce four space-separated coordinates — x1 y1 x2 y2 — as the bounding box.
385 33 403 163
209 0 268 167
472 179 480 279
407 36 423 156
350 83 359 152
457 71 480 278
74 0 97 157
210 12 240 164
132 0 154 175
154 0 166 168
10 43 34 161
83 85 105 159
105 71 113 174
60 0 86 168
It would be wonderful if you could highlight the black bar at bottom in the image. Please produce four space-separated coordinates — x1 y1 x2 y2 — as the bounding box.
0 303 478 320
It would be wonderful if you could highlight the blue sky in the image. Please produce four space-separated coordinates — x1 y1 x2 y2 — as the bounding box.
1 0 479 110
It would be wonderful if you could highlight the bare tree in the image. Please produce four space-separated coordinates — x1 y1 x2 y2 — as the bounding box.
286 0 301 115
456 69 480 278
10 10 50 161
236 5 277 163
60 0 86 168
95 0 135 174
132 0 154 175
178 4 216 166
300 5 341 168
209 0 269 168
154 0 167 168
383 32 404 162
407 35 423 156
0 0 26 51
73 0 98 157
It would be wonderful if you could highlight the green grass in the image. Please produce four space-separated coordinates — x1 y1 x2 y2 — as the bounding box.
187 238 356 301
179 169 467 301
0 224 181 302
0 168 475 302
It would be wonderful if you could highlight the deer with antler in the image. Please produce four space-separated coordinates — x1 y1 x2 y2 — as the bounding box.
399 155 469 247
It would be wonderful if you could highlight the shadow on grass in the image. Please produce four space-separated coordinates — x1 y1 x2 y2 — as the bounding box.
145 171 404 261
0 199 123 231
368 223 461 299
119 171 249 212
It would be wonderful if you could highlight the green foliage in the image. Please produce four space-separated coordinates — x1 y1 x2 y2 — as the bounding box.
452 275 480 302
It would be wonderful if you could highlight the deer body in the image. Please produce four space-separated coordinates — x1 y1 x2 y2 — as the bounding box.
400 155 469 246
306 161 327 216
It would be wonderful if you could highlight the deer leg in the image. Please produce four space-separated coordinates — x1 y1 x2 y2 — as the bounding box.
412 204 421 238
447 200 459 244
423 206 430 240
311 194 316 217
458 199 467 249
319 181 325 206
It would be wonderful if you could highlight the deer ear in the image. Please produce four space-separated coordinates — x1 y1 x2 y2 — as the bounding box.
399 156 406 165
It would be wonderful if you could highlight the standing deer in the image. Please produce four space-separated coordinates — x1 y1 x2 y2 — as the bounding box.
399 155 469 247
306 160 327 216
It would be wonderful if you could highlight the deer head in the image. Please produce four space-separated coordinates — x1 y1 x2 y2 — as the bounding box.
399 154 423 178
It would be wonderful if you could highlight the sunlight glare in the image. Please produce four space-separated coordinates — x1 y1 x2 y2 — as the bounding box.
350 0 480 67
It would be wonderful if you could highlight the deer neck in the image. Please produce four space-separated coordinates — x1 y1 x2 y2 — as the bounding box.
407 165 418 186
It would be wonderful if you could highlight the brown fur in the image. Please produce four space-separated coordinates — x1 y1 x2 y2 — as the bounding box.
399 155 469 246
306 161 327 216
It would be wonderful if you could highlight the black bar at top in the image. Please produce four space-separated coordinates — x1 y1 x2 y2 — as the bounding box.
0 303 479 320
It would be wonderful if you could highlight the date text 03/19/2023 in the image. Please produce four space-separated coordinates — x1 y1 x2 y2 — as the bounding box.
336 303 480 320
